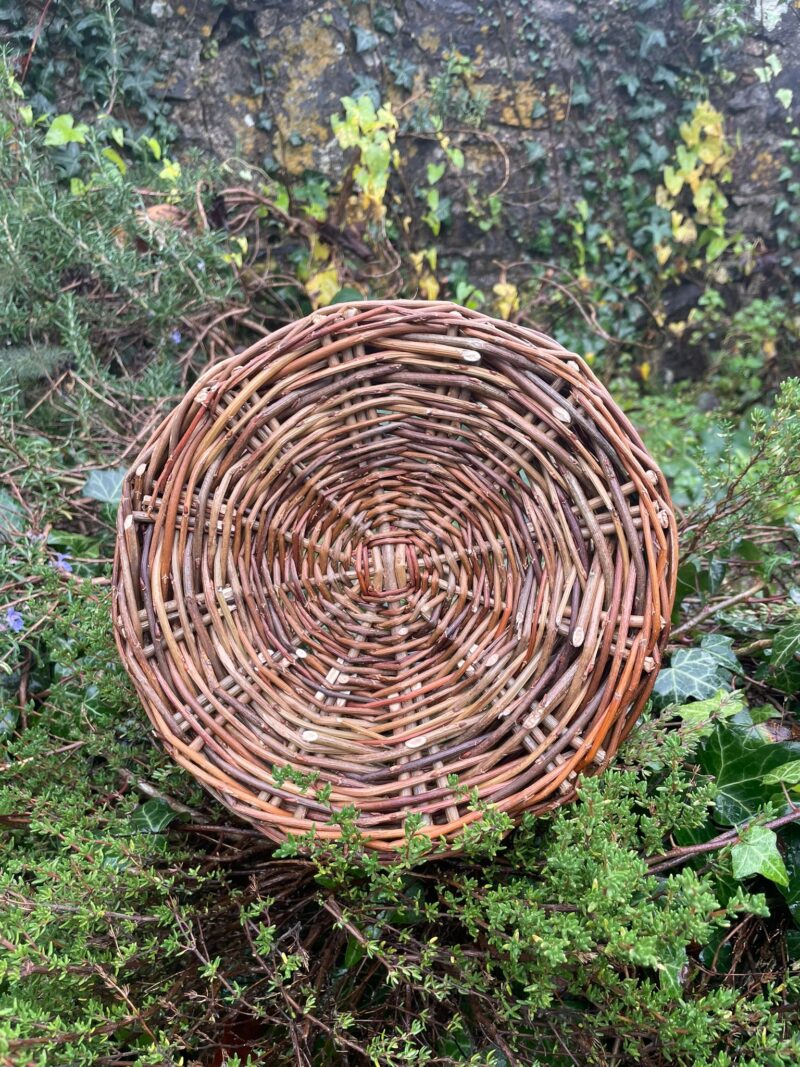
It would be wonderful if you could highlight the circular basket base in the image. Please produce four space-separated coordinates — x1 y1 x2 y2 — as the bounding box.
113 301 677 852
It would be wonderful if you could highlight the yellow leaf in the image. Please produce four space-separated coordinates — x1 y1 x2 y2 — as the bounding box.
763 338 777 359
655 185 673 209
662 165 684 197
410 248 437 274
310 240 331 264
654 242 672 266
418 272 440 300
101 146 128 174
306 267 340 309
667 320 687 337
675 144 697 175
685 166 704 195
671 211 697 245
680 101 732 176
692 179 714 216
159 158 181 183
696 138 725 168
639 361 651 382
493 282 519 320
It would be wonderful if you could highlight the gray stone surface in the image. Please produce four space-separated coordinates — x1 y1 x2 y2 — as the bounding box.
12 0 800 375
136 2 800 253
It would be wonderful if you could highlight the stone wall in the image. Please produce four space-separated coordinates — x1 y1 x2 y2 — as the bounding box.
7 0 800 375
139 1 800 273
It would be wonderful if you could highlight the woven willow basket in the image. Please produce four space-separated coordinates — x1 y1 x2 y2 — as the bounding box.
113 300 677 852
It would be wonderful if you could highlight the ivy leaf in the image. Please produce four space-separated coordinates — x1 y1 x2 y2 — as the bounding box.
437 1024 474 1059
306 267 341 309
657 943 688 995
653 65 679 89
674 690 746 735
779 825 800 927
426 161 446 185
652 648 727 706
387 55 416 91
129 799 180 834
353 26 380 52
772 623 800 669
44 113 90 146
344 936 366 969
101 146 127 174
447 147 465 171
630 99 667 121
373 7 397 35
638 26 667 58
762 760 800 788
83 467 127 505
0 703 19 739
616 73 640 98
492 283 519 321
766 622 800 693
630 154 653 173
571 82 590 107
700 633 740 673
698 724 800 824
705 233 729 262
159 158 181 183
731 825 788 887
776 87 793 110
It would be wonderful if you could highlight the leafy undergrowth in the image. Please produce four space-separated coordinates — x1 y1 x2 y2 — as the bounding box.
1 47 800 1067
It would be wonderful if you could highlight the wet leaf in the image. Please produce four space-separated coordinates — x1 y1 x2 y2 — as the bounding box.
674 690 746 735
762 760 800 788
129 799 179 834
652 648 726 706
700 633 740 673
773 623 800 669
83 467 127 505
698 724 800 825
731 825 788 887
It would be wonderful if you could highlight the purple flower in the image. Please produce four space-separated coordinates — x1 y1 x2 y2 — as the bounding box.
53 552 73 574
170 329 182 344
4 607 23 633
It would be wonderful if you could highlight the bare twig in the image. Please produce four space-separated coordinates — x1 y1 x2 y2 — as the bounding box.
647 807 800 876
670 582 765 641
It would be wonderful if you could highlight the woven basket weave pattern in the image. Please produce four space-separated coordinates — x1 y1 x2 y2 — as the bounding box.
113 301 677 851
